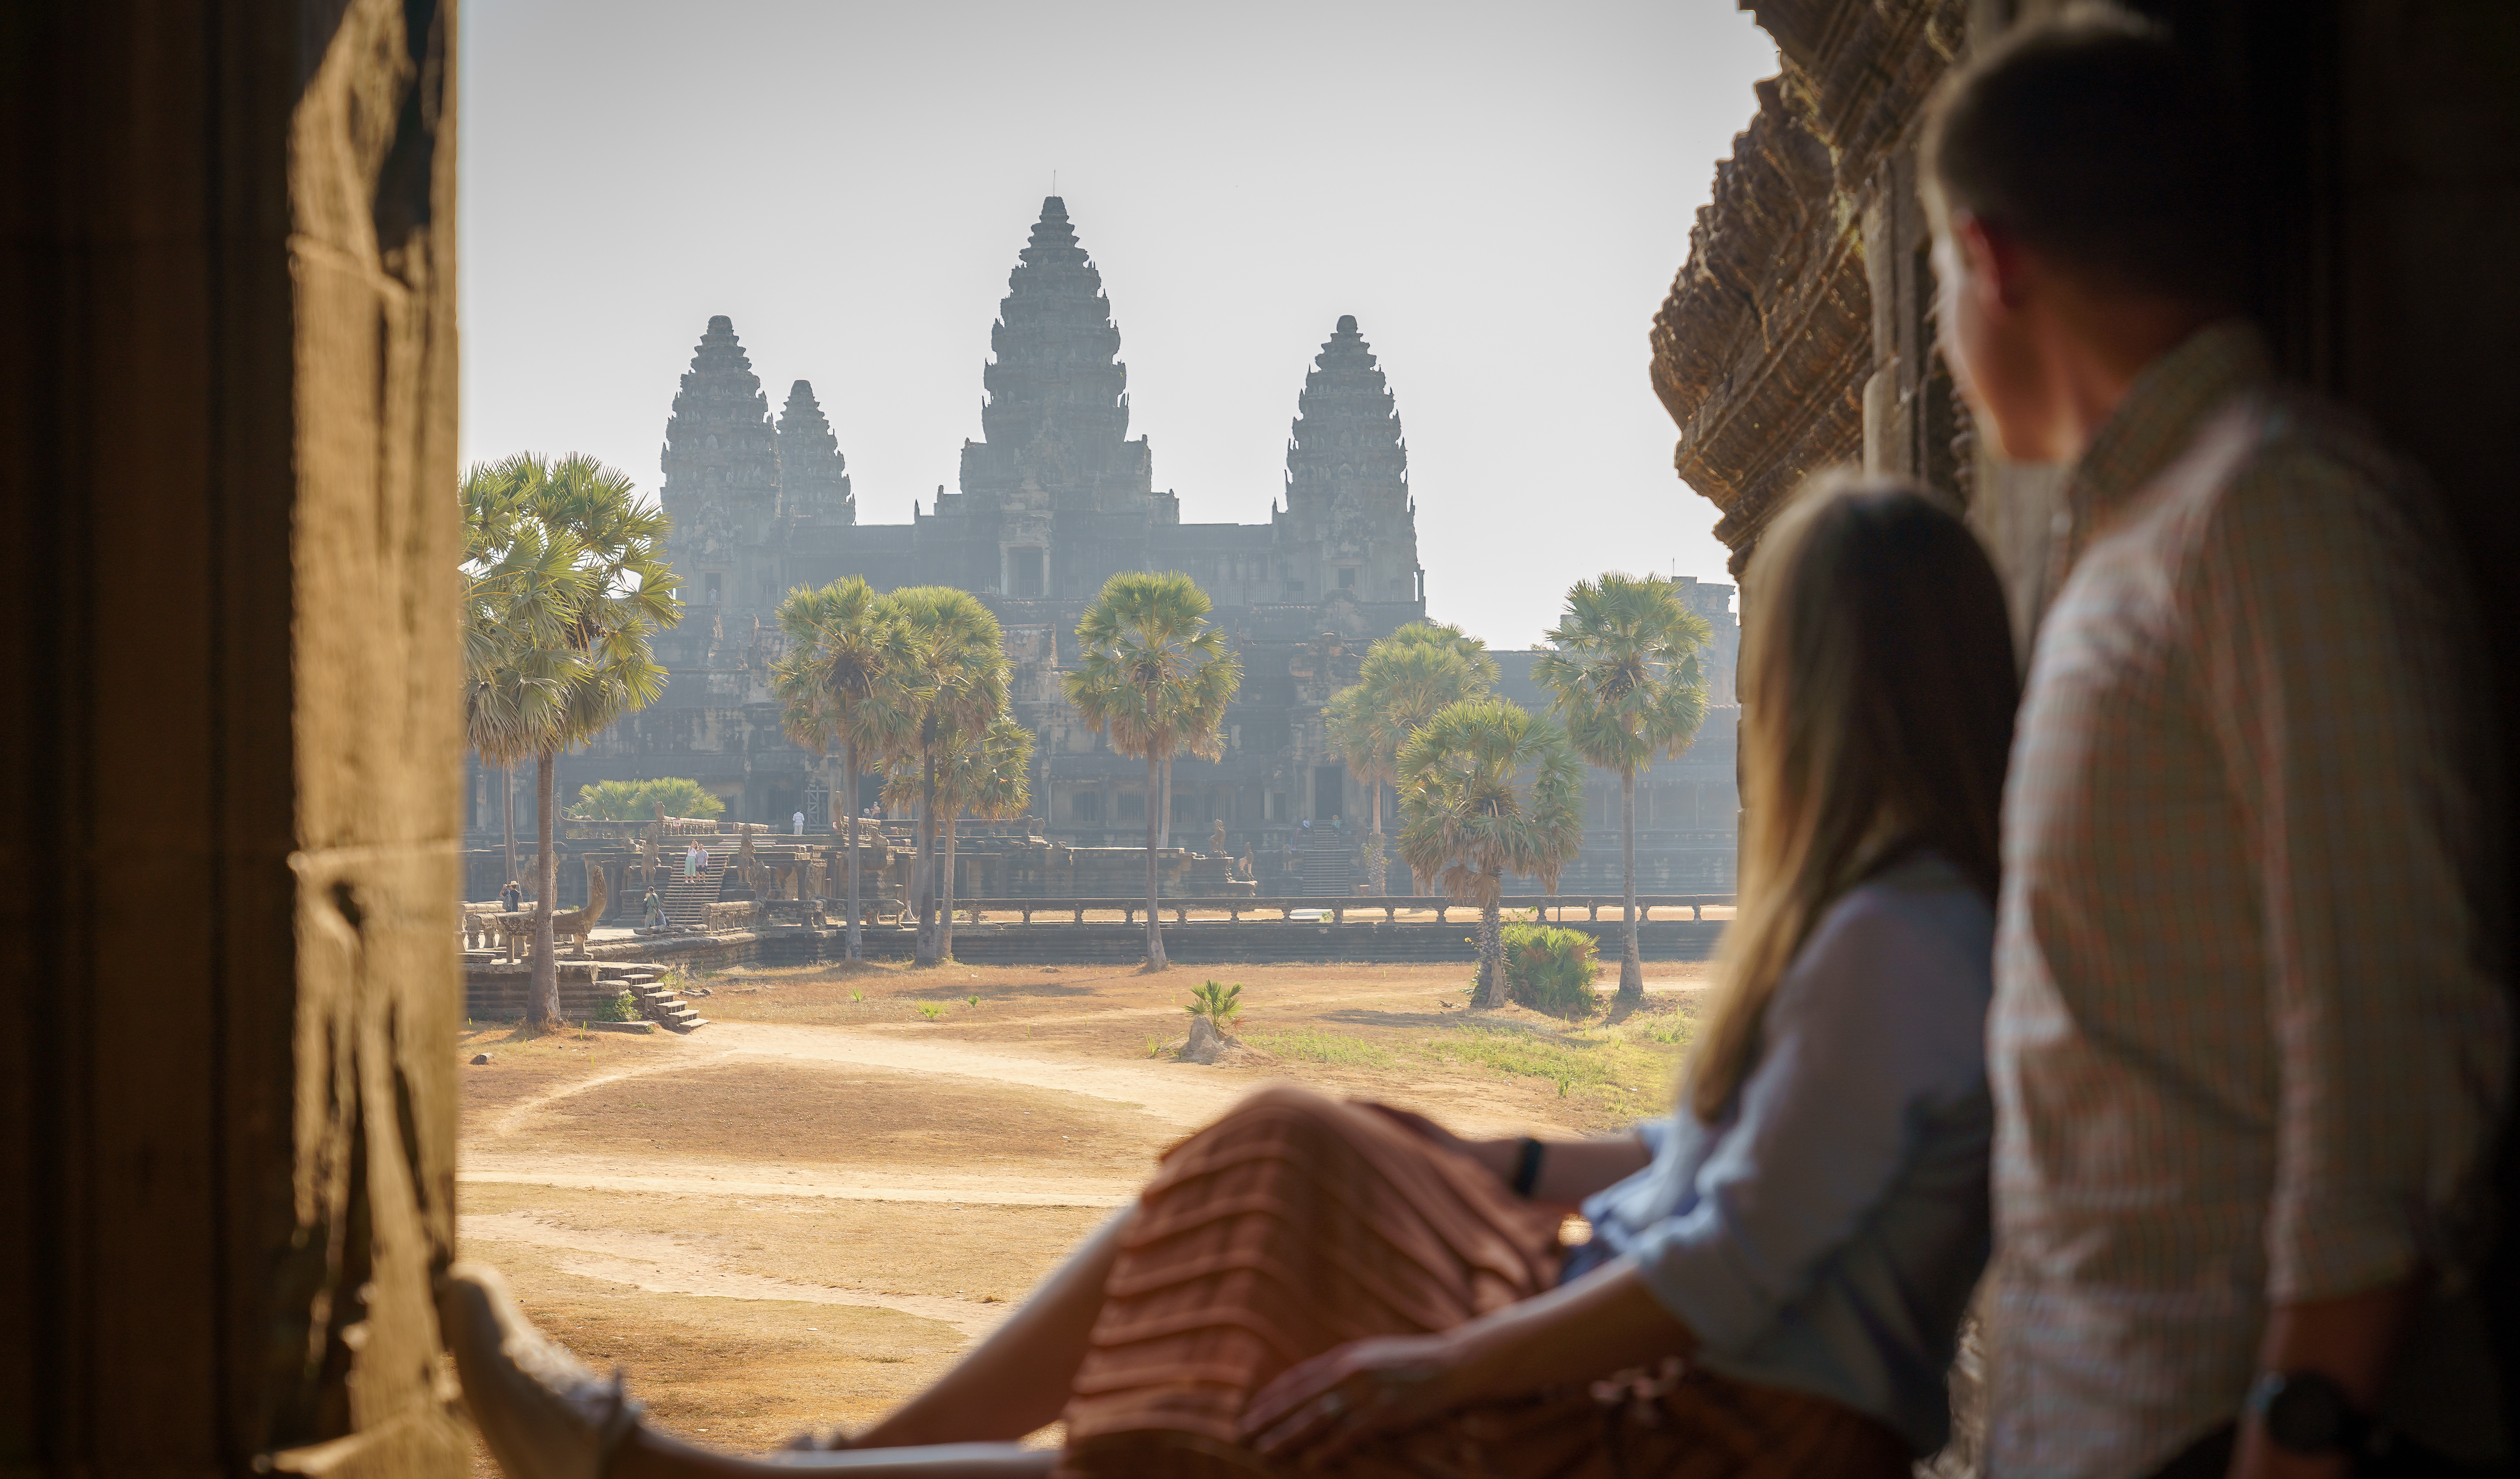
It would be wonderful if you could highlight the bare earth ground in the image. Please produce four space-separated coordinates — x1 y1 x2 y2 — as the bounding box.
458 955 1712 1470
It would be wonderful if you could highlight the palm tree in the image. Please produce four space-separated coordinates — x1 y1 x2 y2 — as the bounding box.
1380 620 1501 688
1533 574 1712 997
882 587 1008 966
1065 572 1242 970
1325 635 1494 893
461 452 680 1030
918 715 1035 959
1165 648 1236 857
771 578 906 961
1396 698 1583 1008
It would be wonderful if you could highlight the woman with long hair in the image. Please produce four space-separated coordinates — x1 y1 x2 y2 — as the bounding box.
442 477 2020 1479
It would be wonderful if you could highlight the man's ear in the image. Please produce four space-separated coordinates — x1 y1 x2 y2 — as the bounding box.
1954 211 2031 314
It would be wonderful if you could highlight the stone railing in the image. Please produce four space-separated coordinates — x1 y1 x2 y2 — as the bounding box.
946 895 1737 927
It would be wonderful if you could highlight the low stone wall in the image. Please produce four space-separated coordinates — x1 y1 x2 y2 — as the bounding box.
537 917 1724 971
464 962 631 1021
705 899 765 933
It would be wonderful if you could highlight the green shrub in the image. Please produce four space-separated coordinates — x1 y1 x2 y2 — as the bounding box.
1184 979 1244 1028
595 989 643 1023
1496 923 1599 1017
567 777 725 820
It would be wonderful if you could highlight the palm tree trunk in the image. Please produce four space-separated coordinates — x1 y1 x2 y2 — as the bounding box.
1143 751 1167 969
917 747 939 965
1475 870 1506 1007
501 763 517 895
528 751 562 1032
1159 754 1172 851
939 812 959 961
844 739 862 961
1367 776 1387 893
1620 768 1642 996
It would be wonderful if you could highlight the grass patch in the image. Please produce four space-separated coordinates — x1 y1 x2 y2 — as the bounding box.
1246 1027 1399 1070
1426 1021 1621 1093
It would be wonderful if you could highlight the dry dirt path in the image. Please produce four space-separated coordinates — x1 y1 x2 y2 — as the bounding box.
450 962 1708 1464
461 1211 1014 1339
461 1011 1592 1208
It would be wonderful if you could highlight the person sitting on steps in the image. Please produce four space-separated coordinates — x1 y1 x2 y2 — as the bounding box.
438 478 2019 1479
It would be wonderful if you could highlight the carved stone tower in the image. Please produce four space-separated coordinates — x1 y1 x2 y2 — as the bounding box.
950 197 1163 600
777 379 853 527
1278 314 1423 607
660 315 783 612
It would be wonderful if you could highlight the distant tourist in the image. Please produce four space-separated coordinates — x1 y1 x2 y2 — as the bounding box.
640 888 664 932
1921 12 2508 1475
1299 816 1310 832
792 809 805 836
499 879 522 913
681 843 699 878
1331 812 1345 834
440 475 2021 1479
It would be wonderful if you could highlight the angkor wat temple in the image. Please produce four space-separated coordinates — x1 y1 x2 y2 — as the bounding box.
461 197 1741 898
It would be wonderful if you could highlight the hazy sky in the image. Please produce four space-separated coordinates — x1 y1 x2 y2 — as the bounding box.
459 1 1778 648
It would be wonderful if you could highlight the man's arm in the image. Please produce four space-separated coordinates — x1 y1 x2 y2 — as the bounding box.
2193 453 2507 1473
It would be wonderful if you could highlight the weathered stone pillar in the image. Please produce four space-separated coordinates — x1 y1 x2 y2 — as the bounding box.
1 3 465 1474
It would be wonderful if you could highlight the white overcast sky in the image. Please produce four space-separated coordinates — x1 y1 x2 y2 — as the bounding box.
458 1 1778 648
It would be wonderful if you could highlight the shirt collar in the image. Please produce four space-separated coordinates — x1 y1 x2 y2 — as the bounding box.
2066 318 2272 529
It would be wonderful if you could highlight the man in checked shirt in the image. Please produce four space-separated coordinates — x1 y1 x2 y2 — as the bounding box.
1922 9 2509 1479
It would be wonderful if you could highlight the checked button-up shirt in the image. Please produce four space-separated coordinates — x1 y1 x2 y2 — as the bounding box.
1985 322 2509 1477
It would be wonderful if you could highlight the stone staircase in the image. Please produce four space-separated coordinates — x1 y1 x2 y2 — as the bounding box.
612 963 708 1033
655 855 730 930
1296 833 1358 898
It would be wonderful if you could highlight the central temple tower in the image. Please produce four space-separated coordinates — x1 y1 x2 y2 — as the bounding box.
942 198 1164 599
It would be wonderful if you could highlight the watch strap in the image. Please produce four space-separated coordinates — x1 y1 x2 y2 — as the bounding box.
1508 1137 1546 1199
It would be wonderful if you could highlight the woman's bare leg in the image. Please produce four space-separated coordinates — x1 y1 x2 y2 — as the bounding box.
615 1429 1053 1477
847 1206 1133 1447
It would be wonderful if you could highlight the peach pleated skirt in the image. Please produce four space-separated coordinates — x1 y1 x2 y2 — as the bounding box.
1056 1086 1908 1479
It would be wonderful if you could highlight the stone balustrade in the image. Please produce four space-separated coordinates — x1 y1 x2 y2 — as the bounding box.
945 894 1737 927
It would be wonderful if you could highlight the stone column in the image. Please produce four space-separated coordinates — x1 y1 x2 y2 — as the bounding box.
1 3 465 1472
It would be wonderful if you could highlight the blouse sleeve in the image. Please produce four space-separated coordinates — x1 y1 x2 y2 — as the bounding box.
1618 892 1986 1353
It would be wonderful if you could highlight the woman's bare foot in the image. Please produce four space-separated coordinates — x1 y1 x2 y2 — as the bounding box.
439 1261 645 1479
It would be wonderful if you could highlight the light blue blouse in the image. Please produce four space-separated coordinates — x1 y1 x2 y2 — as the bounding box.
1579 852 1994 1455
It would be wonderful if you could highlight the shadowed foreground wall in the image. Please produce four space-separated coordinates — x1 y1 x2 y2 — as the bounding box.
0 3 466 1474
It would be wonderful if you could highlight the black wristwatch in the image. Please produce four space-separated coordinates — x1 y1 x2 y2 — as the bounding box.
2246 1371 2375 1457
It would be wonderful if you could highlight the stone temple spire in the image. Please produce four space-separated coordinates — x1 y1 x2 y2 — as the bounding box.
660 315 782 610
1278 314 1421 606
957 197 1154 514
777 380 853 526
1287 314 1406 512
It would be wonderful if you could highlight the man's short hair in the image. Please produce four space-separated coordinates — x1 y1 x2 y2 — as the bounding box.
1922 3 2241 305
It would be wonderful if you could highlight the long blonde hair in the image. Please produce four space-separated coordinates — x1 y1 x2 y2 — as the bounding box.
1688 476 2018 1122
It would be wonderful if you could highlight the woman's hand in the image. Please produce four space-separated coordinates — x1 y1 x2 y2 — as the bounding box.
1238 1332 1466 1466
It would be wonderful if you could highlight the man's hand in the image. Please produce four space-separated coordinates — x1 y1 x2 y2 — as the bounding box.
1238 1333 1463 1466
2229 1427 2348 1479
2229 1283 2412 1479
